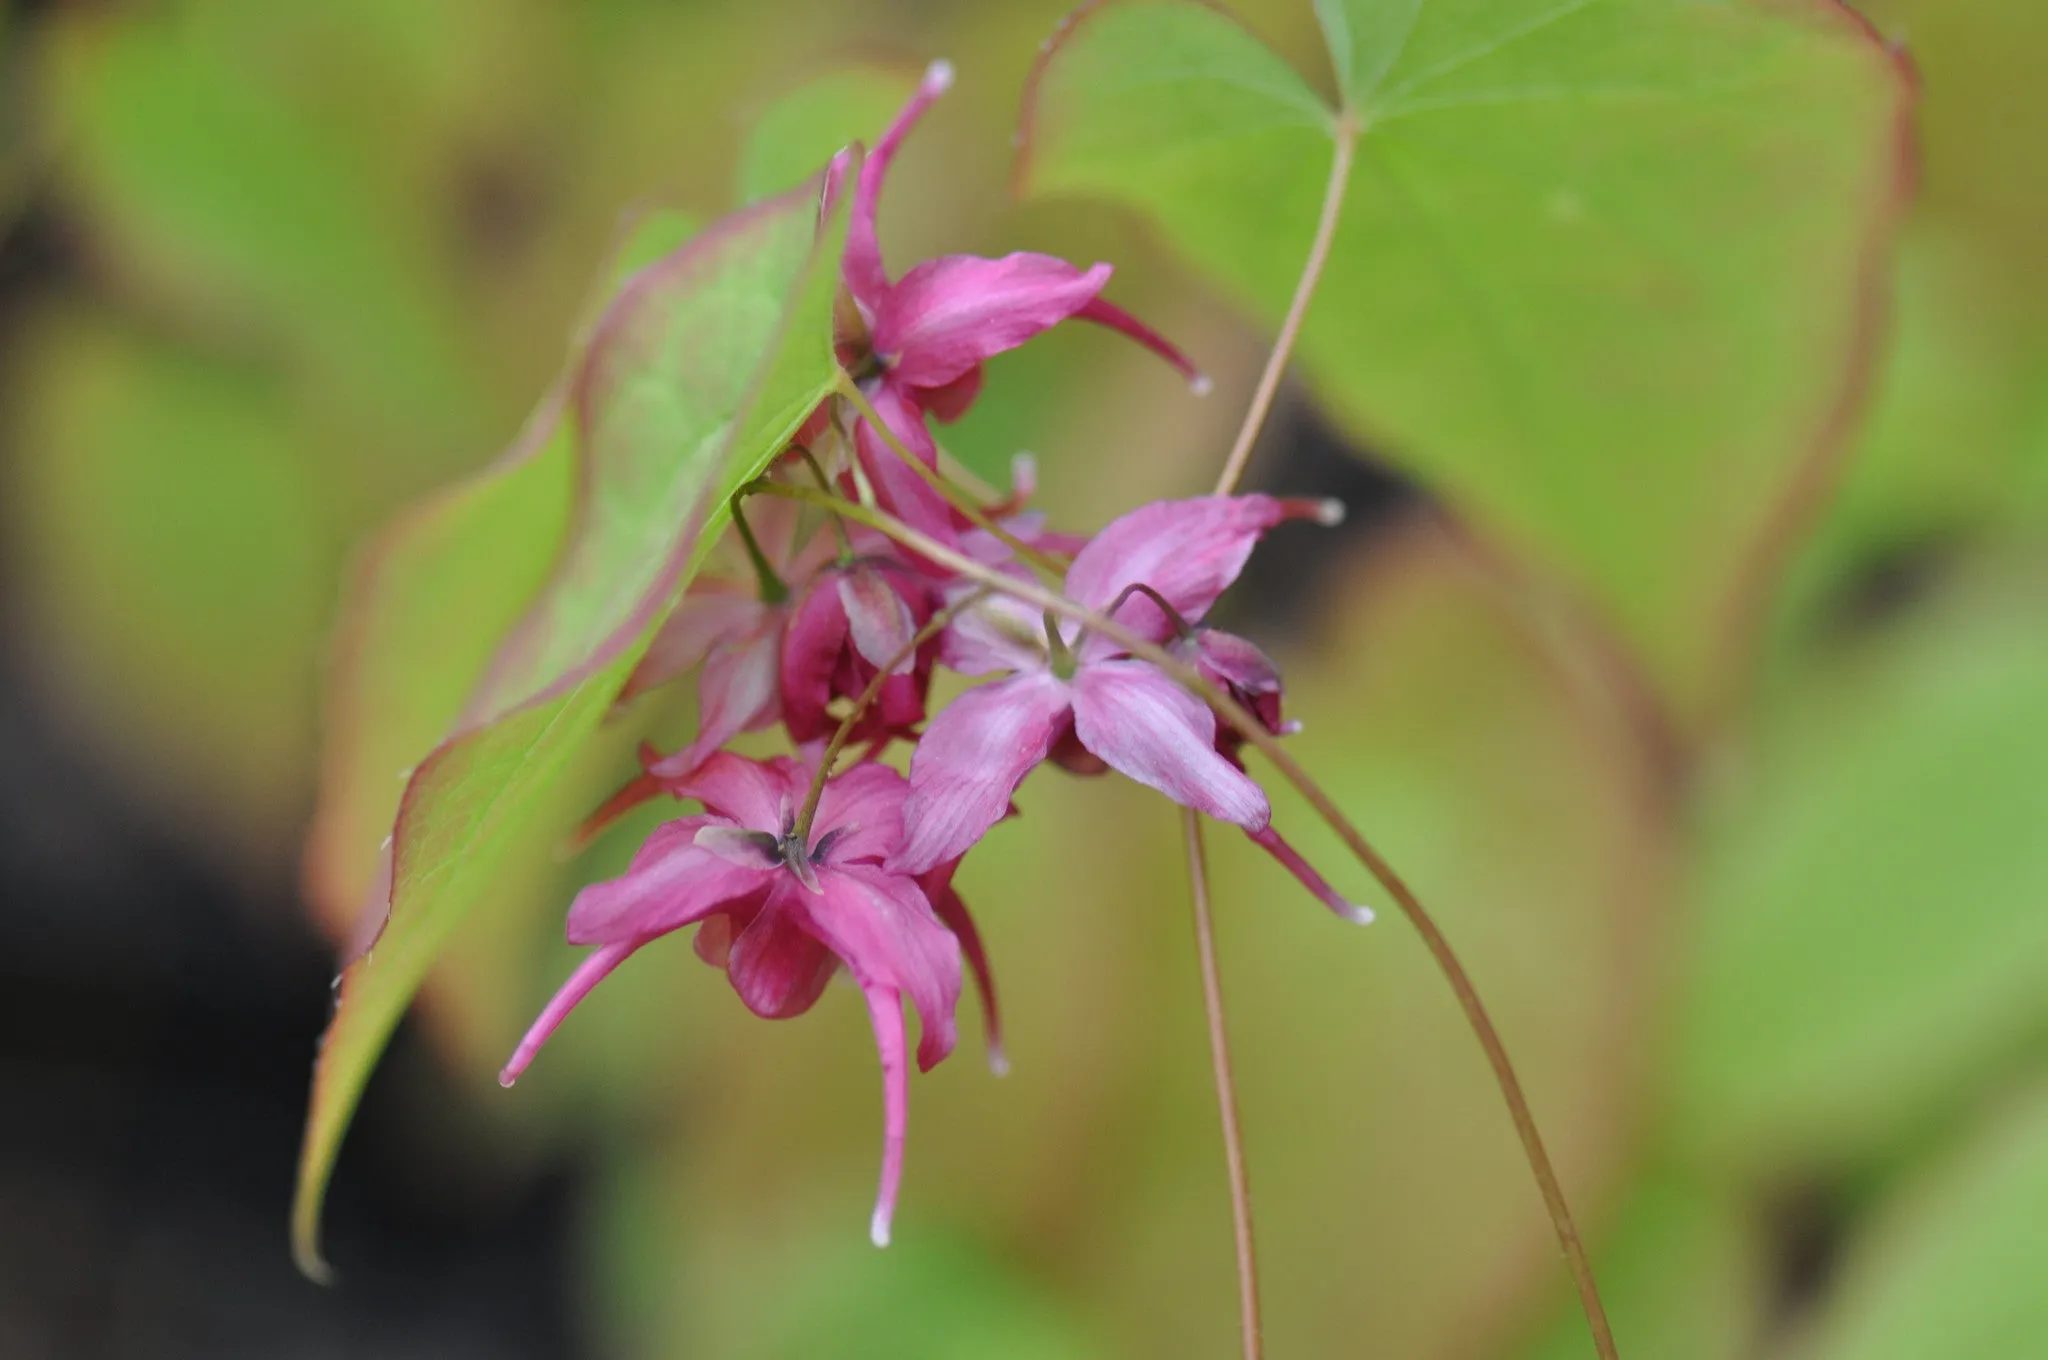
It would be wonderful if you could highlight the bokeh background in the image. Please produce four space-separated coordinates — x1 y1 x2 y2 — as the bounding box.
2 0 2045 1357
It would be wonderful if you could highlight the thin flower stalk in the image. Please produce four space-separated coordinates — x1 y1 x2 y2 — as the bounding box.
1185 809 1262 1360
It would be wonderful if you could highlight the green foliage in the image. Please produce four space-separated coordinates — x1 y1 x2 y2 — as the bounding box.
291 175 849 1276
1676 563 2048 1173
1019 0 1911 711
1790 1085 2048 1360
738 67 919 204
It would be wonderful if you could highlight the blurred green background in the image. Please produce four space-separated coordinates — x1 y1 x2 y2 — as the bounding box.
2 0 2046 1357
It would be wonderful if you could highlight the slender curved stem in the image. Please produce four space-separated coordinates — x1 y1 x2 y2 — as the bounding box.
752 479 1618 1359
1214 116 1359 496
835 372 1068 577
1184 810 1263 1359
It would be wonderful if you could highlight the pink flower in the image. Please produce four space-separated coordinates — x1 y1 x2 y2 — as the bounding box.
503 752 969 1246
837 61 1206 541
779 555 935 746
897 495 1323 869
897 492 1369 924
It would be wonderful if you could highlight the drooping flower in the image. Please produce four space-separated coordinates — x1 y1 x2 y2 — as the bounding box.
836 61 1206 542
779 554 935 746
894 493 1369 924
615 497 834 771
503 752 974 1246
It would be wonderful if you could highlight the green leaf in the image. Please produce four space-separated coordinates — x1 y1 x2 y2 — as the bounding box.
1674 564 2048 1172
1018 0 1911 711
1314 0 1424 107
292 172 849 1278
302 205 700 939
1790 1083 2048 1360
40 9 476 438
736 66 918 205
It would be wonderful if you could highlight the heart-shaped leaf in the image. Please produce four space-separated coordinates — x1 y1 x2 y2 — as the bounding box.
292 172 850 1277
1018 0 1911 712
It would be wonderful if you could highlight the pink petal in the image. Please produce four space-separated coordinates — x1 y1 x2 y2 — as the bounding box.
1246 824 1373 926
726 895 839 1018
916 364 983 423
810 865 962 1073
924 862 1005 1075
780 573 855 744
693 616 784 740
500 939 645 1086
617 590 761 705
845 60 955 315
938 590 1051 677
1064 495 1336 648
898 673 1072 872
860 983 910 1248
873 253 1112 390
664 751 804 831
1190 628 1287 737
1070 659 1270 829
838 564 920 674
811 761 912 867
1075 295 1207 390
852 383 957 550
565 817 773 943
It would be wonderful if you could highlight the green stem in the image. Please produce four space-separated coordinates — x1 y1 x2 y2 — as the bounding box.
729 496 787 604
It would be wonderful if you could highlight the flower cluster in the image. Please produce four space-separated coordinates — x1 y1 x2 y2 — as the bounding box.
501 61 1365 1248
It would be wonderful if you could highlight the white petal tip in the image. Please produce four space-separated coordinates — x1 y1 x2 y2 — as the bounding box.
1314 498 1347 527
1344 904 1376 926
497 1069 519 1089
1189 373 1213 397
925 59 956 93
988 1047 1011 1078
870 1213 893 1248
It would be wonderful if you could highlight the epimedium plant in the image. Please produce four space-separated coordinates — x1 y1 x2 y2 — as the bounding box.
292 2 1911 1357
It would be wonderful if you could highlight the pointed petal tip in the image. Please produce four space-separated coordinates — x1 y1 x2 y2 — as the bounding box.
870 1208 894 1248
1189 373 1213 397
988 1044 1011 1078
924 59 955 94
